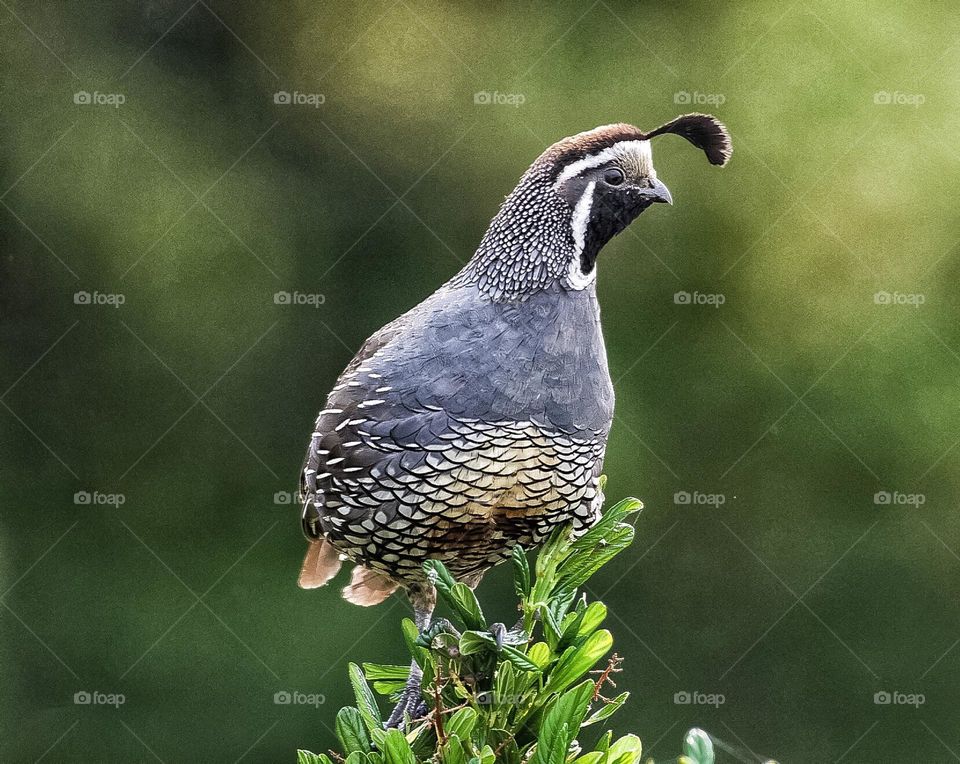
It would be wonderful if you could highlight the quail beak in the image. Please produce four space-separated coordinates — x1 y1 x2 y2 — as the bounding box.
638 177 673 205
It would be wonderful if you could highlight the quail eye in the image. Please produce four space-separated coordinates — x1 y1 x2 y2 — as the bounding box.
602 167 625 186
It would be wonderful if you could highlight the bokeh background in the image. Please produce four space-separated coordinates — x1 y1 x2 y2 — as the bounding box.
2 1 959 761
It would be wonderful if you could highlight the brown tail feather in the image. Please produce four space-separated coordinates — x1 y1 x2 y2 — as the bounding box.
342 565 399 606
297 539 343 589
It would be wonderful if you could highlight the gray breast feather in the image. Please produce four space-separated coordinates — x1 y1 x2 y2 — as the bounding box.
299 281 614 558
359 283 614 431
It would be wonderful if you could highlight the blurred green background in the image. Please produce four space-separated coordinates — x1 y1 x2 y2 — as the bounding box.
2 1 959 761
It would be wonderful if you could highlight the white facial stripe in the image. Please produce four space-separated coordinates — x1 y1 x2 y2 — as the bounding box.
566 180 597 290
554 139 655 187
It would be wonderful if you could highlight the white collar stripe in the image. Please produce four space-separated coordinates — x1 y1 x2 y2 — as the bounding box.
566 180 597 290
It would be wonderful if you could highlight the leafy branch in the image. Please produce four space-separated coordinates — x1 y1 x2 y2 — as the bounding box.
297 497 725 764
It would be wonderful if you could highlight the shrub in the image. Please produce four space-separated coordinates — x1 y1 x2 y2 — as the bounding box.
297 498 722 764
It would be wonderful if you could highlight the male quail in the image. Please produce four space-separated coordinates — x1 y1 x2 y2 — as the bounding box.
297 113 732 726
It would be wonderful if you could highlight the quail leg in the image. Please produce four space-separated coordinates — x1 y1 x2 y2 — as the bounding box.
385 585 435 730
385 661 427 729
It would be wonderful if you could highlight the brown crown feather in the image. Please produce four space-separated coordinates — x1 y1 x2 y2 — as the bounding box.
537 113 732 176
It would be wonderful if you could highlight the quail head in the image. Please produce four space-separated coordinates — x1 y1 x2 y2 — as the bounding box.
296 113 731 726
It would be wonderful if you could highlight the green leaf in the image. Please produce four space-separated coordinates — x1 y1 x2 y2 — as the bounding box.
450 582 486 630
594 730 612 753
401 618 431 670
336 706 372 754
349 663 381 724
577 601 607 638
569 498 641 554
513 546 531 599
534 680 594 764
446 707 478 740
534 721 570 764
381 728 416 764
404 719 431 750
528 641 552 668
459 630 498 655
544 630 613 695
477 744 496 764
349 662 385 743
297 751 333 764
441 733 468 764
556 525 634 594
534 526 571 583
548 587 578 629
372 680 407 697
491 659 518 715
605 734 642 764
501 644 541 672
682 728 715 764
546 679 596 734
582 692 629 726
417 621 460 650
424 559 457 592
558 610 583 645
540 603 563 648
426 562 486 630
574 754 604 764
363 663 411 681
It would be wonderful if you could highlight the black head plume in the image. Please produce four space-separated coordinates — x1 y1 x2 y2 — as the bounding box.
642 113 732 166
